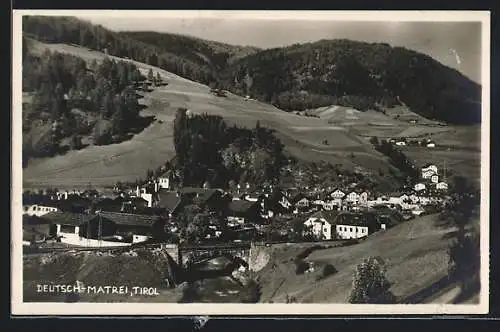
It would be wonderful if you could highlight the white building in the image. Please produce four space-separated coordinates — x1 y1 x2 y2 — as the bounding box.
345 192 360 204
158 172 171 190
303 217 333 240
23 204 59 217
330 189 346 200
395 141 406 146
135 186 153 207
359 192 369 204
323 199 342 211
427 142 436 148
422 170 436 180
422 165 438 175
431 175 439 183
414 183 426 192
436 182 449 190
335 224 369 240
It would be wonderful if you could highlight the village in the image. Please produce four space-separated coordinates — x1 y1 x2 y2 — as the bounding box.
22 161 450 249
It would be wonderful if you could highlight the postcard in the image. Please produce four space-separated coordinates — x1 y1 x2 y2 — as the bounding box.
11 9 490 315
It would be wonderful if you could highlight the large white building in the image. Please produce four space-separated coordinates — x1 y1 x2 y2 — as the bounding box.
335 224 369 239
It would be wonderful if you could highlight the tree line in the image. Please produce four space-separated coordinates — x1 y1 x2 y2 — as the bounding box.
370 136 419 185
23 16 216 87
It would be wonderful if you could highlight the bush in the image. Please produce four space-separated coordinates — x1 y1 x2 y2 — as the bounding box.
322 264 337 278
347 256 395 304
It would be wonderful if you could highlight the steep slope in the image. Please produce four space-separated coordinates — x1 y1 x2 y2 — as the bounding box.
22 41 396 189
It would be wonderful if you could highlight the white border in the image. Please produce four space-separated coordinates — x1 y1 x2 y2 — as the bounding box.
11 10 490 316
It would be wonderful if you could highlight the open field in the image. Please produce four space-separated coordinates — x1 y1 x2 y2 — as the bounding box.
22 41 396 189
255 214 479 304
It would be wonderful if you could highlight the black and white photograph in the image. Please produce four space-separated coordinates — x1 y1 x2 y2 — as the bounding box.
11 10 490 315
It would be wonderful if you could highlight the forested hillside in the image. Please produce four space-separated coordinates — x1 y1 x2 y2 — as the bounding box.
119 31 260 72
220 40 482 124
22 16 217 85
22 37 157 165
22 16 482 125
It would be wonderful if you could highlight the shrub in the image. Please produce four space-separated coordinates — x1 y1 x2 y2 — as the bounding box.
322 264 337 278
347 256 395 304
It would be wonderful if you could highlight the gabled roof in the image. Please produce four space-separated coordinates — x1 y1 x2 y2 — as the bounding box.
98 211 161 227
156 190 182 212
23 215 52 226
41 211 96 226
179 187 222 206
336 212 378 228
308 210 339 222
228 200 258 214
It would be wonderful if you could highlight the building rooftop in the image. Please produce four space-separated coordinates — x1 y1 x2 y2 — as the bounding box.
98 211 161 227
41 211 96 226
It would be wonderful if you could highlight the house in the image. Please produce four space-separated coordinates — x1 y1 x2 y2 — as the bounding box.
98 211 165 243
178 187 226 212
322 199 341 211
395 141 406 146
422 164 438 175
40 211 98 244
358 192 369 204
345 191 360 204
431 175 439 184
23 204 59 217
41 210 166 247
303 211 339 240
330 189 346 200
155 190 182 216
334 212 380 239
227 200 261 225
422 170 436 179
92 197 123 212
408 194 420 204
157 171 172 190
293 197 311 214
427 142 436 148
436 182 449 190
414 183 426 192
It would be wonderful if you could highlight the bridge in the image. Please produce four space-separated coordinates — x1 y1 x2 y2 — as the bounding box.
158 242 270 271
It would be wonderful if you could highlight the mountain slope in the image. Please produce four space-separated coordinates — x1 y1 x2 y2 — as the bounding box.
22 16 481 124
220 39 481 124
119 31 260 71
22 40 398 189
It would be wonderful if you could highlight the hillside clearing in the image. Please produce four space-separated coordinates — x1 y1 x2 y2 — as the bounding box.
23 41 395 189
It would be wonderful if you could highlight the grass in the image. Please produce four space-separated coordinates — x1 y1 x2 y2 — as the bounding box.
22 40 394 189
254 214 478 304
22 40 481 191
